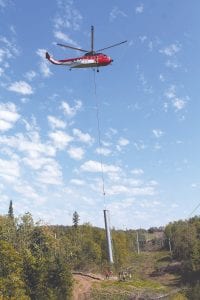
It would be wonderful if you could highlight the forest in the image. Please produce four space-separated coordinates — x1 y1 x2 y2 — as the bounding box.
0 201 200 299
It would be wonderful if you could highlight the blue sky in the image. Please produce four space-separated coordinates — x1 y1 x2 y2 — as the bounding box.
0 0 200 229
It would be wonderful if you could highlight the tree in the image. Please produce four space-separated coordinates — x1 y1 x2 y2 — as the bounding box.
72 211 80 228
0 240 28 299
8 200 14 219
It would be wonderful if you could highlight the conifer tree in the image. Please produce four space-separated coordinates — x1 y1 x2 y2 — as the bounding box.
8 200 14 219
72 211 80 228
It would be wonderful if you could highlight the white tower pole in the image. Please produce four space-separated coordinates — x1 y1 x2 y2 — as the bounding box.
103 209 114 264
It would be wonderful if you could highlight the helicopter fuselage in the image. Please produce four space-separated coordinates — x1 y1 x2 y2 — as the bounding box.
46 52 113 69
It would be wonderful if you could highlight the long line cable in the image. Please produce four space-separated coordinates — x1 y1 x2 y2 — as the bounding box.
93 69 106 207
188 201 200 218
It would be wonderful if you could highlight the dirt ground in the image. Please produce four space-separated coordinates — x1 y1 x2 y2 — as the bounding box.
72 274 102 300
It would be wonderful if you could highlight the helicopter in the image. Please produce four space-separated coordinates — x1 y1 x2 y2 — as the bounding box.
45 26 127 72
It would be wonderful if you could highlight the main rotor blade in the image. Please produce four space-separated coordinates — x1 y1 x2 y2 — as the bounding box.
57 43 89 53
91 25 94 53
96 40 127 52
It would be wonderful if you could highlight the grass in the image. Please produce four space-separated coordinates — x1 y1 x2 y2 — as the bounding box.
89 250 183 300
90 278 169 300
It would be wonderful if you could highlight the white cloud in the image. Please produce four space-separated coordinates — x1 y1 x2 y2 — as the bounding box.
49 130 73 149
106 128 118 138
48 115 66 129
165 85 188 112
54 31 79 46
0 133 56 158
0 36 19 63
108 185 155 197
131 168 144 176
118 137 130 146
14 182 42 201
134 140 146 151
68 146 84 160
8 81 33 95
0 48 11 63
135 4 144 14
37 49 52 77
61 100 82 117
117 137 130 151
166 60 180 69
165 85 176 99
70 178 85 186
53 0 82 31
96 147 111 156
110 6 127 22
160 43 181 57
37 162 63 185
0 158 20 182
152 129 164 138
0 102 20 131
24 70 37 81
81 160 121 174
172 97 186 111
0 67 4 76
23 156 55 170
73 128 93 144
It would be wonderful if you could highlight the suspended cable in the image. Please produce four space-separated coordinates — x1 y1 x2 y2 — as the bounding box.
93 69 106 207
188 201 200 218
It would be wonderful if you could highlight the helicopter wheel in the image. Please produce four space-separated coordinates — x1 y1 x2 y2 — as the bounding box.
97 69 99 73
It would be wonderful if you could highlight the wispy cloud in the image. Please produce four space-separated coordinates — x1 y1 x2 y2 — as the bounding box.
152 129 164 138
68 146 84 160
54 0 82 31
49 130 73 149
0 102 20 131
54 31 78 46
108 185 155 197
8 81 33 95
96 147 111 156
0 36 20 60
24 70 37 81
37 161 63 185
48 115 66 130
172 97 186 111
36 49 52 78
160 43 181 57
70 178 85 186
0 158 20 182
117 137 130 151
131 168 144 176
61 100 82 117
73 128 93 145
134 140 146 151
164 85 188 112
81 160 121 174
109 6 127 22
135 4 144 14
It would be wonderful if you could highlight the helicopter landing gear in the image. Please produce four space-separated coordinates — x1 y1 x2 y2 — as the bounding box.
97 69 99 73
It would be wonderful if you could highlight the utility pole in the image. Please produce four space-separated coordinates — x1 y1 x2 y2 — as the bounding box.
103 209 114 264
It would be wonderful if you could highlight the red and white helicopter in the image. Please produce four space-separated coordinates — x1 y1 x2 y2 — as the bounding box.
46 26 127 72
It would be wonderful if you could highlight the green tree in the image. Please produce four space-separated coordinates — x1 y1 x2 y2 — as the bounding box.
0 240 28 299
8 200 14 219
72 211 80 228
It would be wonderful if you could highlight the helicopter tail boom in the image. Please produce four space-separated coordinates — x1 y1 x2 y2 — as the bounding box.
45 52 71 65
